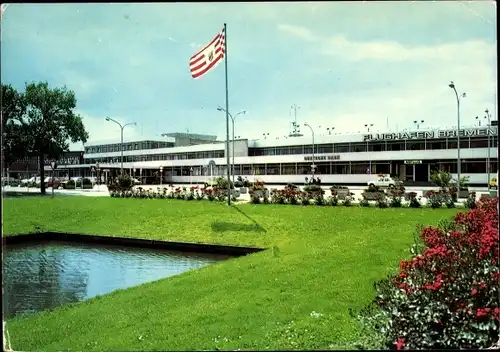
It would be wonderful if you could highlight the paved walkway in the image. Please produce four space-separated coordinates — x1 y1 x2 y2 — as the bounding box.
3 185 110 197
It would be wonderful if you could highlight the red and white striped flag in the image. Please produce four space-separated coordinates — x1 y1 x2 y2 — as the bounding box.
189 28 225 79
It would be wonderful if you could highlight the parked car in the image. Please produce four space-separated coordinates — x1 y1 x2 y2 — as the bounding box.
368 174 398 188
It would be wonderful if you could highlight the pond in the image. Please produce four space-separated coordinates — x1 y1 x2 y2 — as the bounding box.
3 240 232 318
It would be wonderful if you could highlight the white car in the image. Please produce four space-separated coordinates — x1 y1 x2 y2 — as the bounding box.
368 175 397 188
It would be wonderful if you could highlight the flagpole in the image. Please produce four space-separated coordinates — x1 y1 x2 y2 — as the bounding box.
224 23 231 206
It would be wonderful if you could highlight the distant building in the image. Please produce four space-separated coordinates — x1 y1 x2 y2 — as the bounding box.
4 127 498 186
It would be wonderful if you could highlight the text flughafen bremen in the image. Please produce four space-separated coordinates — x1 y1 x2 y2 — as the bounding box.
363 127 498 142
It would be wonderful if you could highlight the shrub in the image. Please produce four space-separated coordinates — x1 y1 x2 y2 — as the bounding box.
342 194 353 207
251 180 266 191
449 186 458 203
430 170 453 189
390 196 402 208
299 191 311 205
376 193 389 208
352 197 499 350
365 184 381 193
270 189 286 204
465 192 477 209
359 198 370 207
303 184 323 193
263 194 270 204
408 192 421 208
250 193 261 204
426 190 443 209
327 195 339 206
214 176 234 189
116 174 133 189
389 188 404 208
458 176 470 191
314 193 325 206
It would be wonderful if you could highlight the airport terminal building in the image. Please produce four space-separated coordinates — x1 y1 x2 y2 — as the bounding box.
31 124 498 186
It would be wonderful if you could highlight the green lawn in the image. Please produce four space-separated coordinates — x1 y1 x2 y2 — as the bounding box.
3 197 461 351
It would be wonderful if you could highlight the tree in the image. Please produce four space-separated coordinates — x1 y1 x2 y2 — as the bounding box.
23 82 89 194
1 84 29 170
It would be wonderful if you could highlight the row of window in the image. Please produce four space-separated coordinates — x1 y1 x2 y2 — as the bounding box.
250 137 498 156
84 136 497 162
85 150 226 164
85 141 173 154
139 159 498 176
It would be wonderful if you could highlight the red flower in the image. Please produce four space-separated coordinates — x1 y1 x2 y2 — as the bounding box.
471 289 478 295
396 338 405 350
476 308 488 318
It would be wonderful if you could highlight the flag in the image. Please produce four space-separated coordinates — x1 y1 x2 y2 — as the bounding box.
189 28 225 79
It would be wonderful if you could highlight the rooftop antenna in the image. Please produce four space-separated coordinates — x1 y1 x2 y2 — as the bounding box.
289 104 303 137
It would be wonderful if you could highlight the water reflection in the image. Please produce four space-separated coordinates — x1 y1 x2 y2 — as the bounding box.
3 241 231 318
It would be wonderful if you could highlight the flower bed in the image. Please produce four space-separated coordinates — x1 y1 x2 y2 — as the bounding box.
109 185 237 202
352 196 499 350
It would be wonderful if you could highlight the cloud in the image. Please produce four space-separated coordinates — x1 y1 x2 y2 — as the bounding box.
1 3 496 149
264 23 497 139
277 24 318 42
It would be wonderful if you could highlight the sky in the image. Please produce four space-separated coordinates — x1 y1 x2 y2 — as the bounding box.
1 2 497 150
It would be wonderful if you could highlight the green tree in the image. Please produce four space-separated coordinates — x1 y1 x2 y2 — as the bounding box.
23 82 89 194
1 84 29 170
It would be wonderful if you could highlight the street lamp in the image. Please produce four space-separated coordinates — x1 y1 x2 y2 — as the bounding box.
304 123 316 178
105 117 137 176
364 123 374 133
159 166 163 186
217 106 246 185
96 162 100 189
414 120 424 129
190 167 193 185
475 116 484 127
50 161 57 197
326 127 335 135
485 108 492 187
365 124 374 173
448 81 466 184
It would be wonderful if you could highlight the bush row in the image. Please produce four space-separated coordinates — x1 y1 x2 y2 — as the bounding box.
248 187 480 209
351 196 499 349
109 186 237 202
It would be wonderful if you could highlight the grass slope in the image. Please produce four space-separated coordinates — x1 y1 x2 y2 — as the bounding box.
3 197 461 350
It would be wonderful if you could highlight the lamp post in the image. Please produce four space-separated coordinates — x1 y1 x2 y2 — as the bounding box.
475 116 484 127
485 108 492 187
159 166 163 186
217 107 246 185
365 124 374 173
304 123 316 178
448 81 466 185
326 127 335 135
190 167 193 185
50 161 57 198
105 117 137 176
413 120 424 129
96 162 100 190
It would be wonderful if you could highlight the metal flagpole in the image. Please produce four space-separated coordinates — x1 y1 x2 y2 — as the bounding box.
224 23 231 206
